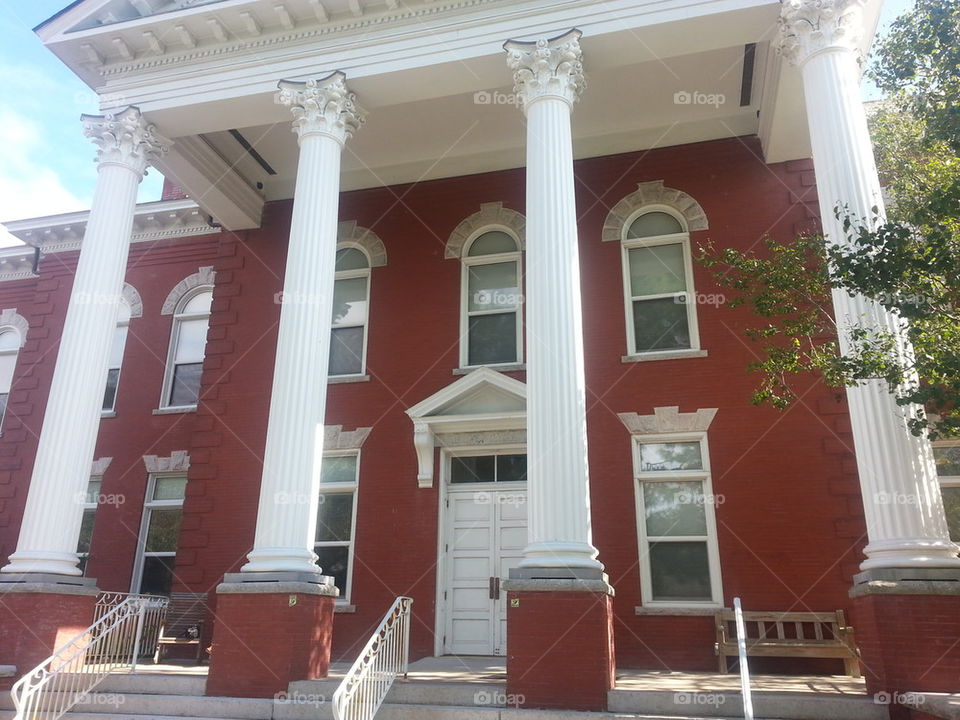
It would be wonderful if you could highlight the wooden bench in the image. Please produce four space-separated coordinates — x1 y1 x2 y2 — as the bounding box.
154 592 208 664
715 609 860 677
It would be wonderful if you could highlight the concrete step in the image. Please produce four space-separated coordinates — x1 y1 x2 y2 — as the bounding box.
291 678 506 707
0 693 273 720
96 673 207 696
608 688 887 720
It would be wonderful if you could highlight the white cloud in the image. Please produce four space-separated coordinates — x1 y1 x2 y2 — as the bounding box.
0 108 90 247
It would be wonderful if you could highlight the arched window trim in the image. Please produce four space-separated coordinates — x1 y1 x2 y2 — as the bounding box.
618 204 704 360
159 284 213 411
459 225 524 370
330 242 372 378
0 313 26 432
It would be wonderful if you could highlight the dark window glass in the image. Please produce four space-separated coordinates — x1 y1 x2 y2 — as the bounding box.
496 455 527 482
0 392 8 423
315 545 350 597
649 541 711 601
145 509 182 553
329 327 364 376
468 313 517 365
316 493 354 543
139 556 176 596
633 297 690 351
102 368 120 411
451 455 496 483
169 363 203 406
943 487 960 542
77 509 96 556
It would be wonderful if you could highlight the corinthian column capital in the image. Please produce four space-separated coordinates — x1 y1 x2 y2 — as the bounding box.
276 71 365 145
778 0 868 66
81 106 170 177
504 28 585 111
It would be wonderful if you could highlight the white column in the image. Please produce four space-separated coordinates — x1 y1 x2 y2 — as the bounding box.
779 0 960 569
2 107 168 576
504 30 602 574
242 72 363 574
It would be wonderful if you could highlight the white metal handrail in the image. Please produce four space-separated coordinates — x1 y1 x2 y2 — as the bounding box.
11 592 168 720
332 597 413 720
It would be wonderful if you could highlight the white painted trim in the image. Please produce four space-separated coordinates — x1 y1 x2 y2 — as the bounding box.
316 449 362 604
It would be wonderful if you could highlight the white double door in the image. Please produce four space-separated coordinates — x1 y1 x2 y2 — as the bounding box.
442 486 527 656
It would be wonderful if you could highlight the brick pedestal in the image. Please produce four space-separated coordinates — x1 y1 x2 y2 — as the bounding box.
502 579 615 711
850 569 960 714
206 579 337 698
0 580 99 681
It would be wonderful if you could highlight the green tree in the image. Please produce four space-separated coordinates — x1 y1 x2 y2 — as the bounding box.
699 0 960 439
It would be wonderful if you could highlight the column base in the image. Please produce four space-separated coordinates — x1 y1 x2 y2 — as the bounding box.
850 568 960 702
0 577 99 687
502 578 615 711
206 576 337 699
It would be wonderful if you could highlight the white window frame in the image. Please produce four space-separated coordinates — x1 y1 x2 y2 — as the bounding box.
330 244 371 378
632 431 723 608
78 477 101 575
131 473 186 594
0 326 23 431
459 227 524 370
316 450 361 604
102 299 131 415
933 439 960 541
620 206 701 357
159 286 213 411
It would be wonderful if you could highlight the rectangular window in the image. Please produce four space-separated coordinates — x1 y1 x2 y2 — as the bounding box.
77 478 101 576
450 454 527 484
933 442 960 542
623 237 699 354
316 453 360 602
102 323 128 412
634 435 722 606
133 475 186 595
464 258 522 367
330 276 369 376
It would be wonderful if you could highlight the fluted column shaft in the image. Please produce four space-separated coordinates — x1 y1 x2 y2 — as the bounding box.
243 72 363 574
505 30 602 572
780 0 960 569
3 108 168 576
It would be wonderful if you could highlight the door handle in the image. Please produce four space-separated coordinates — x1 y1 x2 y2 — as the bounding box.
489 576 501 600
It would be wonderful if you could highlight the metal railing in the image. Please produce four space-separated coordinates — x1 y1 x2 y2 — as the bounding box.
332 597 413 720
11 592 168 720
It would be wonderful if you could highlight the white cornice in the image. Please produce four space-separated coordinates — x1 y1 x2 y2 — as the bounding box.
2 198 220 253
0 248 38 283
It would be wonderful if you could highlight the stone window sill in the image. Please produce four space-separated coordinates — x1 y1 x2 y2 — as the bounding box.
334 603 357 613
153 406 197 415
328 374 370 385
622 349 708 364
454 363 526 376
101 411 117 419
634 605 721 616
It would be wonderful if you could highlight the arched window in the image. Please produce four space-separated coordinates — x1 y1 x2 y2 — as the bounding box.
0 328 21 426
102 298 131 413
461 230 523 368
161 287 212 409
330 246 371 377
621 208 700 356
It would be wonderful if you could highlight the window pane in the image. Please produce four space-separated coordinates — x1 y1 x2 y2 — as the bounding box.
628 244 686 296
639 442 703 472
627 212 684 239
633 298 690 351
316 493 354 542
934 446 960 477
174 318 209 363
329 327 365 376
336 247 369 271
468 313 517 365
145 509 182 552
468 262 518 311
139 556 176 596
109 324 128 367
182 290 212 315
0 393 8 422
77 509 96 555
0 331 19 351
332 277 368 326
315 545 350 598
0 353 16 394
169 363 203 406
643 481 708 536
497 455 527 482
85 479 102 504
649 541 712 601
468 231 517 257
321 455 358 484
102 368 120 411
153 476 187 501
943 487 960 542
451 455 496 484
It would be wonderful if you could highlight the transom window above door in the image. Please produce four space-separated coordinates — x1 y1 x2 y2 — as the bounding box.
451 453 527 484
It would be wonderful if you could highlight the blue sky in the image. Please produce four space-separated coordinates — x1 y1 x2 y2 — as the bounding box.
0 0 914 246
